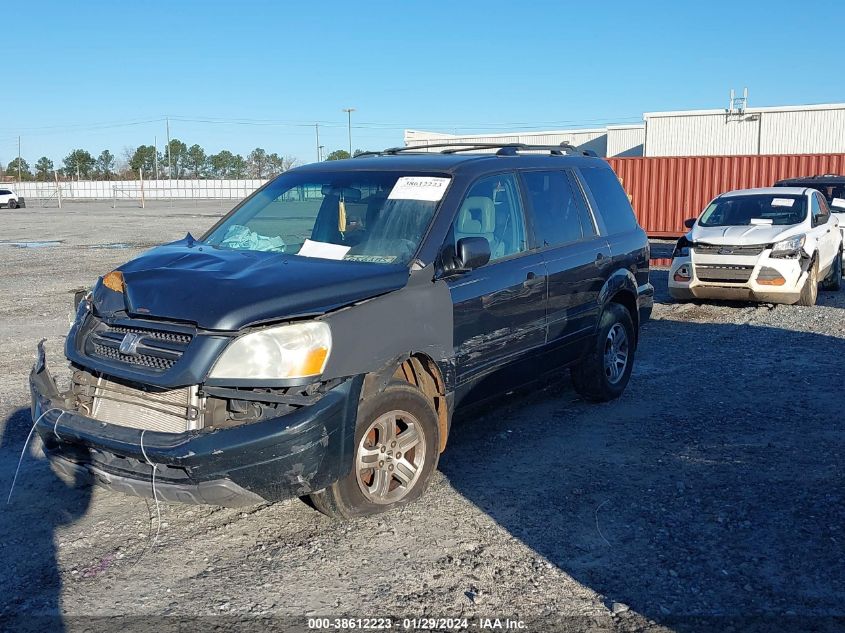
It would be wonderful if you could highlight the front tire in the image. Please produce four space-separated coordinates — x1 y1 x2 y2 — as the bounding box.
571 303 636 402
821 249 842 291
7 199 17 209
309 382 440 519
797 260 819 306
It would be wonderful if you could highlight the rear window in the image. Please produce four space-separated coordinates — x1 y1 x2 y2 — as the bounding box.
699 194 807 227
521 170 592 247
579 167 639 234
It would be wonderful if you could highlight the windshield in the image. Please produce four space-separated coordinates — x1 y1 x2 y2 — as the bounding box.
698 194 807 227
203 170 451 265
806 184 845 209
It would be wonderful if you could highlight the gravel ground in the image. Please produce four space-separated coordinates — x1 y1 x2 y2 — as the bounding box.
0 202 843 632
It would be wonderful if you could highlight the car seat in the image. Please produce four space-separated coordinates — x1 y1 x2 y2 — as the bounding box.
455 196 495 249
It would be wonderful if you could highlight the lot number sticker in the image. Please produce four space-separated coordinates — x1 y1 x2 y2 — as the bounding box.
388 177 451 202
771 198 795 207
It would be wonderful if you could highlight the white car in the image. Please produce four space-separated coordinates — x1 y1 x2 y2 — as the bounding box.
0 187 24 208
669 187 843 306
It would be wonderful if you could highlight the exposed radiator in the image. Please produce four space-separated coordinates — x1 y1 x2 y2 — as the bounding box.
90 376 203 433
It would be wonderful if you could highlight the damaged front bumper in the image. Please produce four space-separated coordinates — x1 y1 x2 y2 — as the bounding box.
667 250 807 304
30 346 362 507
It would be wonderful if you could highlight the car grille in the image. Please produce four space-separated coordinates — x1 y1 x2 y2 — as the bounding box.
695 264 755 283
694 243 767 256
79 374 203 433
84 320 193 373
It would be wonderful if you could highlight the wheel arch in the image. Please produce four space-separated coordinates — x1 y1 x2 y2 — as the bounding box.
598 268 640 337
361 352 451 453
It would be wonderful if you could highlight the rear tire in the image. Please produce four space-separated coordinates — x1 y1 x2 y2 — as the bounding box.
821 249 842 291
309 382 440 520
797 260 819 306
571 303 636 402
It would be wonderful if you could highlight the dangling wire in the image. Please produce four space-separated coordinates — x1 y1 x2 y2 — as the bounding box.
138 430 162 547
7 407 62 504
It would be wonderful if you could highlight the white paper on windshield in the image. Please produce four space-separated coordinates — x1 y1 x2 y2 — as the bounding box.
388 176 451 202
771 198 795 207
832 197 845 209
298 239 351 260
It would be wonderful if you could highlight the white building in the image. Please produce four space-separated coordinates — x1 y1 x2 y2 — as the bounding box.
404 102 845 158
643 103 845 157
403 126 643 158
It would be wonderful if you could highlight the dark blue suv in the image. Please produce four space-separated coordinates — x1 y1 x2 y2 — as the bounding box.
30 143 653 518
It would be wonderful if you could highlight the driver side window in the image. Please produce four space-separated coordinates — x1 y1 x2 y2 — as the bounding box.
812 192 828 225
450 173 527 264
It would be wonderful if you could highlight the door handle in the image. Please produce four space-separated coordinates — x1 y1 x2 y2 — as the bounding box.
523 271 542 288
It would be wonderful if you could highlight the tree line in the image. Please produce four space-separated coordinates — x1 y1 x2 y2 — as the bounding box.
0 140 324 181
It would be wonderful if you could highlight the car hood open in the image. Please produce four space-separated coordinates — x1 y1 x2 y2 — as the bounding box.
92 235 410 331
690 223 801 246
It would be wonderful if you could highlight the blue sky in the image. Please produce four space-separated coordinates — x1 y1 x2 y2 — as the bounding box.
2 0 842 168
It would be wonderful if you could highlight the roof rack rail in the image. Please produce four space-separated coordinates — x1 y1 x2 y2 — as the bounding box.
357 142 598 158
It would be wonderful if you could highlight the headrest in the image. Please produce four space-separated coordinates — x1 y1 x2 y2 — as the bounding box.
457 196 495 234
321 185 362 202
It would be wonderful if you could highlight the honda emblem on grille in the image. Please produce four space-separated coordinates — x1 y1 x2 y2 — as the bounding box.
119 333 143 356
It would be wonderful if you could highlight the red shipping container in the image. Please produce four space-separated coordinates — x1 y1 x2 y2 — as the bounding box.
606 154 845 237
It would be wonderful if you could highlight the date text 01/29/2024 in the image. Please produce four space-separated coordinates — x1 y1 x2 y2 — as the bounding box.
306 617 527 630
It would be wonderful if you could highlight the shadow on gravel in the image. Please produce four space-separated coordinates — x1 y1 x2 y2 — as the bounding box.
0 406 92 632
440 319 845 631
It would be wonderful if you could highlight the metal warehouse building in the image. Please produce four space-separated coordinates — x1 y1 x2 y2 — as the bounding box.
644 103 845 156
404 125 645 158
405 102 845 158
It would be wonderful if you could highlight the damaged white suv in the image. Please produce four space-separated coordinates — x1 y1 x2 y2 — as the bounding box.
669 187 843 306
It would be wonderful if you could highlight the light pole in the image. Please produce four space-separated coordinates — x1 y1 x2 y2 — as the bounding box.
342 108 355 157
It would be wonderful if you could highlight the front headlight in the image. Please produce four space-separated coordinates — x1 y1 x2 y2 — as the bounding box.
209 321 331 380
672 236 692 258
770 234 806 258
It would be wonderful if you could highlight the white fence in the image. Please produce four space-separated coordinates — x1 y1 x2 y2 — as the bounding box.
11 179 268 203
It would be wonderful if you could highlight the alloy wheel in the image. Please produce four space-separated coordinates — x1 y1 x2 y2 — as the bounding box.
603 323 629 385
356 410 426 504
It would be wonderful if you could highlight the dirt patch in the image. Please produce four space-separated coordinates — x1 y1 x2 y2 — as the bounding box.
0 213 842 630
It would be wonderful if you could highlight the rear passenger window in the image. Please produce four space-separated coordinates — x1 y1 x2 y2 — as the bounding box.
521 170 591 247
579 167 639 234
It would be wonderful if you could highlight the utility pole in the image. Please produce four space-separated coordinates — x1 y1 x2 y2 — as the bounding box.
17 136 21 183
342 108 355 157
166 117 172 179
154 135 160 180
315 123 321 162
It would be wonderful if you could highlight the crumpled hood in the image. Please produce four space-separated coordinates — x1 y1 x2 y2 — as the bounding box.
689 223 801 246
92 235 410 330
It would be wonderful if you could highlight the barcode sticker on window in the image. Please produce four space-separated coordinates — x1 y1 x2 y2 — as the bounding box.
388 177 451 202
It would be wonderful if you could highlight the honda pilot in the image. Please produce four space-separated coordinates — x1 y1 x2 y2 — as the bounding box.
30 143 654 519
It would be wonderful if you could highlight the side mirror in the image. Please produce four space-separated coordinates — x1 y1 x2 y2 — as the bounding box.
815 213 830 227
683 218 696 229
456 237 491 271
831 198 845 212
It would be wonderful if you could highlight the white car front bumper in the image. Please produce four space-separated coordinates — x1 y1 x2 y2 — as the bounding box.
668 246 808 304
